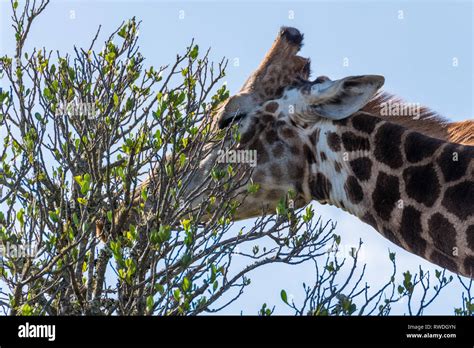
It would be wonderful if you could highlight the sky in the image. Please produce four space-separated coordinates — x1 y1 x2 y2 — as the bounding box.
0 0 473 315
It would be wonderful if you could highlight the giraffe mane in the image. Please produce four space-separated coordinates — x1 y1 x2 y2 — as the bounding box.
362 92 474 145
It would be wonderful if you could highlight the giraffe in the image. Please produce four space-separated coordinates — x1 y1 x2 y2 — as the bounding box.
214 74 473 279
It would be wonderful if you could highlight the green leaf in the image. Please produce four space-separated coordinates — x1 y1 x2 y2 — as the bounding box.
212 280 218 292
146 296 154 311
34 112 43 122
51 80 59 93
107 211 113 223
247 182 260 194
118 26 127 39
21 303 33 315
125 97 134 111
13 1 18 10
176 91 186 105
182 277 190 292
155 284 165 294
48 210 59 223
113 93 119 107
190 45 199 59
181 219 191 233
16 209 25 227
118 268 126 280
326 262 335 273
173 289 181 302
73 175 83 185
43 87 52 101
280 290 288 304
105 52 116 64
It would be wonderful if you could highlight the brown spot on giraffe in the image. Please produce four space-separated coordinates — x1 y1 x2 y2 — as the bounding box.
400 205 427 256
261 113 275 124
310 129 320 145
374 123 404 169
351 112 381 134
265 102 279 113
290 145 300 155
382 228 402 247
240 126 256 145
361 213 378 230
372 172 400 221
265 129 279 144
249 139 269 163
350 157 372 181
442 181 474 220
464 257 474 277
344 176 364 204
288 163 304 180
404 131 441 163
309 173 332 202
437 144 474 182
431 251 458 274
403 163 441 207
327 132 341 152
303 144 317 164
428 213 456 255
341 132 370 152
281 127 296 138
467 225 474 251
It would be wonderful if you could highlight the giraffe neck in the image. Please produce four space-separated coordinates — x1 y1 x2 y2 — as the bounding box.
306 112 474 278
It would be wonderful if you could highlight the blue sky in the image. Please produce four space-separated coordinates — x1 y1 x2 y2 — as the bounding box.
1 0 473 314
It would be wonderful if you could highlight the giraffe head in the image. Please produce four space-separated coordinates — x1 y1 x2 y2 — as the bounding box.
216 74 385 219
216 26 310 129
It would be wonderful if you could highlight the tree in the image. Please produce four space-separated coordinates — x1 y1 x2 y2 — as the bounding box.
0 0 471 316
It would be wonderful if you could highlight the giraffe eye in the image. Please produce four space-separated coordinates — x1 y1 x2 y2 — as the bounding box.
218 112 247 129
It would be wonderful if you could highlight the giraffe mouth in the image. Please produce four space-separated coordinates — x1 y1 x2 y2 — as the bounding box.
218 112 247 129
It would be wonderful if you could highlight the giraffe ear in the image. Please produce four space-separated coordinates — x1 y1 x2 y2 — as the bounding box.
310 75 384 120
